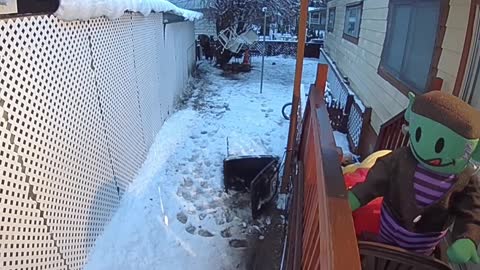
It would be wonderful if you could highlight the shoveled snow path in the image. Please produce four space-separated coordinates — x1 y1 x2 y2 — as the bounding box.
84 56 319 270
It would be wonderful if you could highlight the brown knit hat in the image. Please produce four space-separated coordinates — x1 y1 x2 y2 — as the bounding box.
412 91 480 139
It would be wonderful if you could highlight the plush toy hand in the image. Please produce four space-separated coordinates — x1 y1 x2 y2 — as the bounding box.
348 191 361 211
447 239 480 264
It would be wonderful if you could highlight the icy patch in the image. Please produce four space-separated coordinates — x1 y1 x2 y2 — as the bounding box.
276 194 288 210
333 131 351 156
334 131 360 164
226 132 269 157
55 0 203 21
129 109 197 195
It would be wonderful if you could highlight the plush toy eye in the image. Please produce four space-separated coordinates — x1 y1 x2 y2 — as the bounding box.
435 138 445 153
415 127 422 142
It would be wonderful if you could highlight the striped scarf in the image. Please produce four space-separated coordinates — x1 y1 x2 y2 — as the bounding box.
379 204 448 255
413 165 456 208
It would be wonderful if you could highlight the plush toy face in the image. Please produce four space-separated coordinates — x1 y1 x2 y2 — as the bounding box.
406 93 480 174
408 111 479 174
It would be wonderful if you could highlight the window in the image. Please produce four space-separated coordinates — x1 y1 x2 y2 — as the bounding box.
311 12 320 24
343 2 363 44
462 12 480 109
469 75 480 109
328 7 335 32
379 0 442 94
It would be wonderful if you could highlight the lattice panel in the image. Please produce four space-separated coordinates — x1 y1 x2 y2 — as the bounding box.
164 21 195 104
320 52 350 108
90 15 148 196
0 12 194 270
347 104 363 151
0 115 65 270
249 41 298 56
132 13 166 149
0 15 121 270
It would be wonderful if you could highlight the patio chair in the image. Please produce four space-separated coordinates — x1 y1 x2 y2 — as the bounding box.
358 241 452 270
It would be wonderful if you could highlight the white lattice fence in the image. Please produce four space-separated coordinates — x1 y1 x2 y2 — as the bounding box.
0 12 195 270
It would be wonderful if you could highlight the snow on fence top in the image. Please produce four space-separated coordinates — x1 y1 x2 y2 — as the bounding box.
55 0 203 21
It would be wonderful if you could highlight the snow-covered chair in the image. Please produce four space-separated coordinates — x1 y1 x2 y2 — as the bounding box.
218 28 258 54
218 27 239 53
238 29 258 45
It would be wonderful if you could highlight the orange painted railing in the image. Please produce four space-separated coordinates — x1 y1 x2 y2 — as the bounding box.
284 64 360 270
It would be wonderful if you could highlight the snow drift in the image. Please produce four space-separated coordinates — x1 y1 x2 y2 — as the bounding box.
55 0 203 21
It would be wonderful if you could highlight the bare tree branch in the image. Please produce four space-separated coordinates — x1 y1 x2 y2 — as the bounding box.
205 0 300 34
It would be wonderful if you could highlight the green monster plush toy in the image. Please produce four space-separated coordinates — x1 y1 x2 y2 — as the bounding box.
348 91 480 264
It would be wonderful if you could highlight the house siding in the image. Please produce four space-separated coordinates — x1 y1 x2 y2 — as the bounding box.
326 0 407 133
325 0 471 133
438 0 471 94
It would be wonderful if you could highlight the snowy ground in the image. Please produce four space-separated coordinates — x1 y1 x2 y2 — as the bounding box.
84 56 320 270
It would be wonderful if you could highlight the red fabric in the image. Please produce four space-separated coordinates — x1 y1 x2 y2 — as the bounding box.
344 168 382 237
243 49 250 65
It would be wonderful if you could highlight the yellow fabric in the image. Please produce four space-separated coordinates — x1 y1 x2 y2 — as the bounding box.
342 150 393 175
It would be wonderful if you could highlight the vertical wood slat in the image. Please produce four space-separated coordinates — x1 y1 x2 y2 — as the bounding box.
281 0 310 193
310 110 334 270
294 160 305 270
315 64 328 98
375 109 411 153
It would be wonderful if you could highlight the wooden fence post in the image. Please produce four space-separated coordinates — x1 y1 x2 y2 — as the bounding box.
281 0 310 194
315 64 328 101
357 107 372 158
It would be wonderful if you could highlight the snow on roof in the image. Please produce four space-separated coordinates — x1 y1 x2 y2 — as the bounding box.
55 0 203 21
308 6 325 12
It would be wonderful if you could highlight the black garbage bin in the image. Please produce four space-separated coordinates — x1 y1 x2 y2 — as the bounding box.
223 155 280 218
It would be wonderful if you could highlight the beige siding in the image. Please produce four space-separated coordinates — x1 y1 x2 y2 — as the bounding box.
326 0 471 133
326 0 408 133
437 0 471 93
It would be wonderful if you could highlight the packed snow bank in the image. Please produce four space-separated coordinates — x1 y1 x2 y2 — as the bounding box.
55 0 203 21
334 131 350 156
333 131 360 164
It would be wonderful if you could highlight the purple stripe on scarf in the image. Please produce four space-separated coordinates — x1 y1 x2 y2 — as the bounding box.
381 205 445 238
416 165 455 179
414 194 434 205
414 171 452 189
380 221 443 247
413 183 444 197
380 229 435 254
379 207 446 255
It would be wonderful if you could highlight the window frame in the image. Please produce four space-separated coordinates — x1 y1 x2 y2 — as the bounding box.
327 7 336 32
311 11 321 25
342 1 363 45
377 0 448 96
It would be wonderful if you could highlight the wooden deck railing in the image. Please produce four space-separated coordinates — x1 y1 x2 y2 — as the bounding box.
284 64 361 270
374 109 410 152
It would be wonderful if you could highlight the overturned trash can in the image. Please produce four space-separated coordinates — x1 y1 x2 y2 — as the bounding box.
224 155 280 219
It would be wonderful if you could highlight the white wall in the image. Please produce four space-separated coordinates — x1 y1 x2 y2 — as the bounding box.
0 12 195 270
